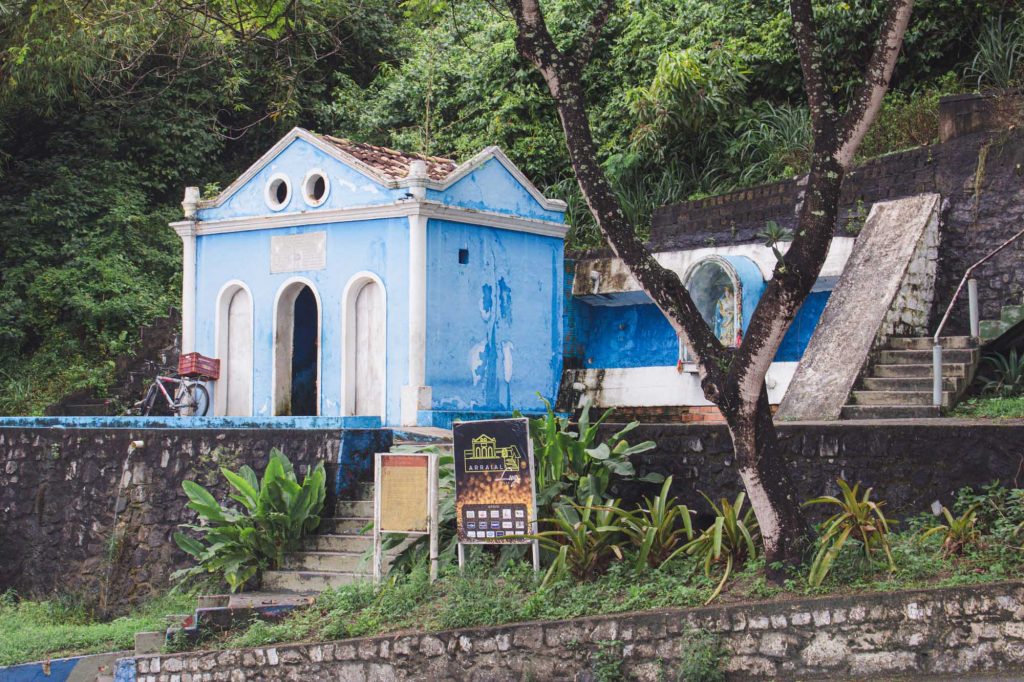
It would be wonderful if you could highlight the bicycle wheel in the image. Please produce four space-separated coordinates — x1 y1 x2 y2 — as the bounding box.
139 384 159 416
179 382 210 417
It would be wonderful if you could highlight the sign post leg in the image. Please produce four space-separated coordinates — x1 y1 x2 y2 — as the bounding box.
532 539 540 573
457 542 465 573
372 453 382 584
428 453 439 583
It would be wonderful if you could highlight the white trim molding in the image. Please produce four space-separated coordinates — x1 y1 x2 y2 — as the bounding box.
264 172 291 212
271 276 323 416
196 127 567 214
213 280 255 417
302 168 330 207
173 220 198 353
341 271 388 424
177 200 569 240
403 213 431 426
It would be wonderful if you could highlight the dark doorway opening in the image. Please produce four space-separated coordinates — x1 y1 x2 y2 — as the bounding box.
290 286 318 416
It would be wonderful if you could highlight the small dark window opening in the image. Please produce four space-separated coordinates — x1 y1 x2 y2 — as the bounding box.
275 180 289 205
458 248 469 265
311 176 326 201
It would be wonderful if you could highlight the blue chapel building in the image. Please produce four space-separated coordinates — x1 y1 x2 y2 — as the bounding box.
170 128 568 427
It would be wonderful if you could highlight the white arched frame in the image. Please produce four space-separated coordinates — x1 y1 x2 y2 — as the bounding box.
341 271 387 422
271 276 323 416
213 280 255 416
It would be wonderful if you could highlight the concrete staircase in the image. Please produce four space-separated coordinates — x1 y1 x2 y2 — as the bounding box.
841 336 980 419
262 492 376 593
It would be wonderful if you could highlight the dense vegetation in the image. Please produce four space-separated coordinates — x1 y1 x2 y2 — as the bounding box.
1 0 1022 413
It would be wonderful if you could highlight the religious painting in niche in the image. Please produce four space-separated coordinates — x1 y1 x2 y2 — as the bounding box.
686 259 741 348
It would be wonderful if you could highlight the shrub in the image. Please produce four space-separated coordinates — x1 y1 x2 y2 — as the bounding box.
613 476 695 570
529 396 659 513
535 498 629 586
919 505 981 557
805 479 895 588
966 15 1024 91
672 628 725 682
173 449 326 592
978 350 1024 397
682 492 760 603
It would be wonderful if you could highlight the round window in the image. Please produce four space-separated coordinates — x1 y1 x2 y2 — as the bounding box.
302 169 330 207
265 173 291 211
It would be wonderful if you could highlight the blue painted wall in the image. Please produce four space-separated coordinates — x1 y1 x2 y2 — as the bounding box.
200 138 407 221
776 290 830 362
425 219 564 413
427 157 564 223
190 131 566 425
193 217 411 421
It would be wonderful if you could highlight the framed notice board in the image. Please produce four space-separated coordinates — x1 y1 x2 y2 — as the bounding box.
373 451 439 582
453 418 539 569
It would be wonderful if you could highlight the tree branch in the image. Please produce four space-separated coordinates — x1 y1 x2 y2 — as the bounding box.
835 0 914 167
569 0 614 70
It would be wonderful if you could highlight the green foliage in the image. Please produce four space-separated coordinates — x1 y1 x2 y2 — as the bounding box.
590 640 625 682
535 498 629 586
682 492 760 603
530 396 659 514
966 15 1024 91
805 480 895 588
613 476 695 570
919 505 981 557
173 449 327 592
953 395 1024 419
978 350 1024 397
671 629 725 682
0 589 197 667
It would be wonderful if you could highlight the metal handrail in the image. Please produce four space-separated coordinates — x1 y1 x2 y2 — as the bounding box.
932 225 1024 406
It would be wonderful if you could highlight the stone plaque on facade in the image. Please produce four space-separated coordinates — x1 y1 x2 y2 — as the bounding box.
270 232 327 273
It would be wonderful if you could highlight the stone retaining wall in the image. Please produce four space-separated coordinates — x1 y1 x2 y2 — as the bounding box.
617 421 1024 521
127 581 1024 681
0 427 388 608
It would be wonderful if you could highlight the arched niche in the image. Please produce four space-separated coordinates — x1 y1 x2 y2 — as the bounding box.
682 255 766 356
273 278 322 416
214 281 254 416
342 272 387 422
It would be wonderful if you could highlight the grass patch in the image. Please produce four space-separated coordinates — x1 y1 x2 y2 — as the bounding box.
952 396 1024 419
210 508 1024 655
0 590 197 667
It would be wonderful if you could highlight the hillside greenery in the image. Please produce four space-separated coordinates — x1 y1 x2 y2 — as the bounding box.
1 0 1022 413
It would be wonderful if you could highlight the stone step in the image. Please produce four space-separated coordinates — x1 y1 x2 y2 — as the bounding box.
840 405 942 420
876 349 977 365
309 533 373 553
284 551 369 573
851 390 953 408
861 376 962 392
1001 304 1024 326
887 336 976 351
981 319 1010 341
872 362 971 378
262 570 369 593
335 500 373 518
319 516 372 534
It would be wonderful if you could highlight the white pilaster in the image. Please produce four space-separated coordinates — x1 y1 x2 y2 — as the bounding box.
175 187 201 354
402 162 432 426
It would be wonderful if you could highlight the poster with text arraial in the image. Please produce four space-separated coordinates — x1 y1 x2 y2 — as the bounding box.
453 418 536 544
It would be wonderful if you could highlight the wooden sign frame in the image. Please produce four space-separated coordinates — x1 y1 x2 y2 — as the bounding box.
372 451 440 582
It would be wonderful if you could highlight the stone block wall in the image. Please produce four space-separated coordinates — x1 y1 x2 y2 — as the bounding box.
0 428 361 608
610 421 1024 521
126 581 1024 681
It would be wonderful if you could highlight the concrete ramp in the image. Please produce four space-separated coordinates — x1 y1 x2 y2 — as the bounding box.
777 193 940 421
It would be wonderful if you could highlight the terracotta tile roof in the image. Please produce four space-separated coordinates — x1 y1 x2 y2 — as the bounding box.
320 135 457 182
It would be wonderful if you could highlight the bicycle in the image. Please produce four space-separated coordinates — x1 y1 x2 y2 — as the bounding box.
136 368 211 416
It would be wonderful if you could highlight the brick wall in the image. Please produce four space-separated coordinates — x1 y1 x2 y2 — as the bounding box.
126 581 1024 681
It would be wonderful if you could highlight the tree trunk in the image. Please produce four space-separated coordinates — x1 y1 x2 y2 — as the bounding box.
723 387 807 575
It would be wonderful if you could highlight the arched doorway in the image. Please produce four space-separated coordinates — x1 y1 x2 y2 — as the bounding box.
343 273 386 421
274 280 321 416
215 282 253 416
